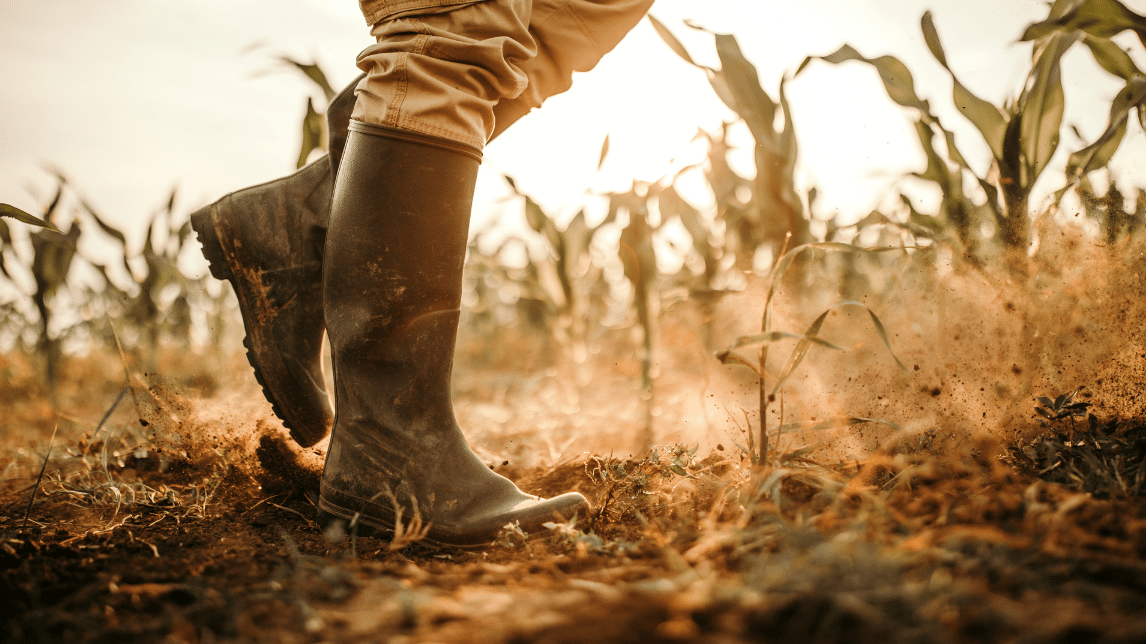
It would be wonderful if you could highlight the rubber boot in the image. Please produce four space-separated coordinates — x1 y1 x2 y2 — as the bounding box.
318 122 589 547
190 76 361 447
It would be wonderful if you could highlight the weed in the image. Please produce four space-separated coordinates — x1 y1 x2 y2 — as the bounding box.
1034 387 1091 432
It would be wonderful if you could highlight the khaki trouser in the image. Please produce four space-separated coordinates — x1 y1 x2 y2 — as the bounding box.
352 0 654 150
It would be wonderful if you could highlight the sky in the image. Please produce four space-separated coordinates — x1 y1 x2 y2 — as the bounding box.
2 0 1145 266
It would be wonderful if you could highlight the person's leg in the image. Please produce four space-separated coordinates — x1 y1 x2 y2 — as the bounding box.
320 1 592 545
489 0 654 140
189 78 360 448
193 0 653 450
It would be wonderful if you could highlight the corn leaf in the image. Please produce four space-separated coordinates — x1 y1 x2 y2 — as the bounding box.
1081 34 1141 80
775 416 902 437
648 14 698 67
797 45 928 113
912 120 950 186
715 34 778 141
524 194 563 253
779 442 824 463
49 170 130 251
730 330 846 352
1019 32 1076 182
0 204 62 233
706 70 742 115
715 349 762 376
770 300 907 396
762 242 914 333
922 11 1009 161
297 97 323 169
1022 0 1146 47
1067 75 1146 177
279 56 336 101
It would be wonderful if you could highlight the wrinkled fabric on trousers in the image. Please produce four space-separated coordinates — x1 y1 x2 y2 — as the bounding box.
352 0 654 149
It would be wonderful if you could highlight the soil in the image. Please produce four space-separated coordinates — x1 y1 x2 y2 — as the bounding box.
5 246 1146 643
4 361 1146 644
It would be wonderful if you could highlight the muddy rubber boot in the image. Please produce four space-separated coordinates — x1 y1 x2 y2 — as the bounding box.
317 123 589 547
190 75 362 447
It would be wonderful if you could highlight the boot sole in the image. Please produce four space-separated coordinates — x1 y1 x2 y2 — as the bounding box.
191 202 320 448
315 499 487 550
316 490 589 550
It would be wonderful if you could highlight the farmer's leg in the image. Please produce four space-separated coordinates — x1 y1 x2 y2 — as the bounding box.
189 80 361 449
318 1 587 545
490 0 654 139
192 0 653 452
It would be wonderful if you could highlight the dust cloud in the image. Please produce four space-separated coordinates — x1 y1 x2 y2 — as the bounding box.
121 229 1146 476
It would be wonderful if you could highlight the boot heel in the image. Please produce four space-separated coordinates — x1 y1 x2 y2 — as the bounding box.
190 203 233 281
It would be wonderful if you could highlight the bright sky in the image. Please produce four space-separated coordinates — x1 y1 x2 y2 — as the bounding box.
2 0 1145 266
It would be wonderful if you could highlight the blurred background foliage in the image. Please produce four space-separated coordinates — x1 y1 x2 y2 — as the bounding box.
1 0 1145 425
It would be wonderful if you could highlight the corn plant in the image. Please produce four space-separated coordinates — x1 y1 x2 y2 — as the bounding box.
717 242 907 465
0 183 93 392
0 172 233 387
798 1 1146 258
612 185 658 445
27 191 81 392
1023 0 1146 186
275 56 336 168
797 16 1062 254
506 175 617 357
650 16 811 267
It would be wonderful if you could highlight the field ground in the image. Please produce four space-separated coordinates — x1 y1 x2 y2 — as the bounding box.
3 249 1146 644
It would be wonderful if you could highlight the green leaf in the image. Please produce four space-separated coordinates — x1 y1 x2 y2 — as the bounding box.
297 97 323 169
922 11 1009 161
705 71 741 114
279 56 336 101
730 330 846 352
78 199 128 249
771 307 835 395
1081 34 1141 80
1022 0 1146 47
912 120 949 185
712 33 777 145
769 300 907 396
0 204 63 233
1067 75 1146 177
648 15 698 66
798 45 928 112
762 242 913 333
1019 32 1076 183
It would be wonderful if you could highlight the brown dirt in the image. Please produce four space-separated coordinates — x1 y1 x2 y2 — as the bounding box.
5 244 1146 643
4 375 1146 644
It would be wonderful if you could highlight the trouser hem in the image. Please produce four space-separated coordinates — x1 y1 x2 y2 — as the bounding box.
349 120 484 163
